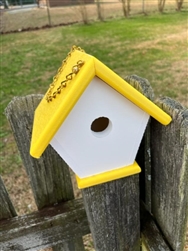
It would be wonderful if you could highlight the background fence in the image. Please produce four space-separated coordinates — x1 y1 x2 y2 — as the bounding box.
1 0 188 33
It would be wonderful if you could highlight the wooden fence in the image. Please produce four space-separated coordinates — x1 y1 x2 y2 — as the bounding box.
0 75 187 250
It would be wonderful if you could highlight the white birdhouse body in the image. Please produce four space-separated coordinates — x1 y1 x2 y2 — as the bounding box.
50 76 149 178
30 46 172 188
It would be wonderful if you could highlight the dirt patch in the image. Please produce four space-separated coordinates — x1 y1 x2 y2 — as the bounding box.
2 167 37 215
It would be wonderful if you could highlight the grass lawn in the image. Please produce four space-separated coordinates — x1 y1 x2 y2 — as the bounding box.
0 12 188 250
1 12 187 123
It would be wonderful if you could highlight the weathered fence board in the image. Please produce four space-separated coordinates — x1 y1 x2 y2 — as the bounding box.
141 203 171 251
82 176 140 251
5 95 86 250
0 176 17 220
52 238 85 251
136 121 152 213
151 97 188 251
0 198 90 251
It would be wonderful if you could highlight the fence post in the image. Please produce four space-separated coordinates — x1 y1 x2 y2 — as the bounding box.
142 0 145 14
141 202 172 251
5 94 85 251
82 176 140 251
96 0 103 21
81 75 154 251
150 97 188 251
46 0 52 26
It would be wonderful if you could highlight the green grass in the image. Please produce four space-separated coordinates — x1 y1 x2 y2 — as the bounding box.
0 12 187 173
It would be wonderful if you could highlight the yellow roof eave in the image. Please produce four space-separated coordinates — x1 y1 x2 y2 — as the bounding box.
94 57 172 126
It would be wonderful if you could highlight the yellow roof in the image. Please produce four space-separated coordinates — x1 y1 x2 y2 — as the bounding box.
30 46 171 158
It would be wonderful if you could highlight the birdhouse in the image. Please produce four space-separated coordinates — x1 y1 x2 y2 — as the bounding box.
30 46 171 189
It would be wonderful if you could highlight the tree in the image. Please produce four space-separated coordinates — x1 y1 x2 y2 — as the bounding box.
142 0 147 15
36 0 40 8
46 0 52 26
121 0 131 18
79 0 89 24
176 0 184 11
96 0 103 21
3 0 9 9
158 0 166 13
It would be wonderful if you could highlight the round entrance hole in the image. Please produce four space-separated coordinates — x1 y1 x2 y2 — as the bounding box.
91 117 110 133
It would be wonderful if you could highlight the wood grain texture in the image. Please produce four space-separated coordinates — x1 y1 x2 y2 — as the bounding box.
151 97 188 251
141 203 171 251
82 176 140 251
0 176 17 220
0 198 89 251
53 238 85 251
136 122 152 213
5 95 86 250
